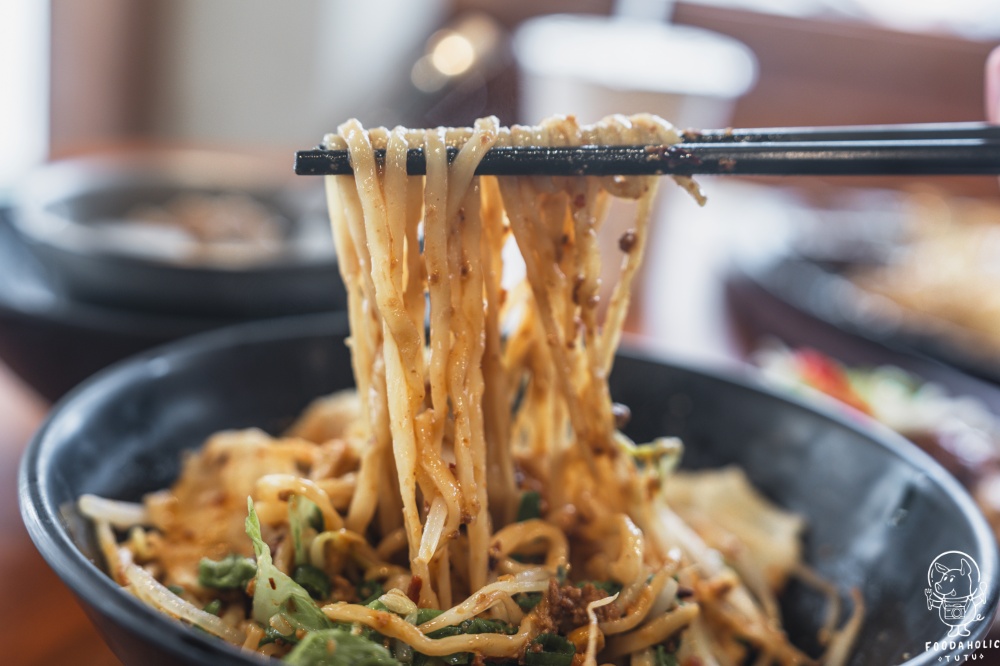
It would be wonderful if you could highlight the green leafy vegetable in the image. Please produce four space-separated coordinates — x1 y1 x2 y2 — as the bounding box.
514 592 542 612
245 497 333 638
203 599 223 616
412 615 518 666
575 580 622 596
425 617 518 640
653 645 679 666
622 437 683 482
524 633 575 666
284 629 397 666
358 580 385 606
289 495 322 567
516 491 542 522
510 553 546 565
461 618 518 636
197 553 257 590
308 507 324 532
294 564 332 600
415 608 444 624
259 625 299 647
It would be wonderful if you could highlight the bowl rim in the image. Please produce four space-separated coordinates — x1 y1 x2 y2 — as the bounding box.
0 205 253 336
12 148 336 272
18 312 1000 665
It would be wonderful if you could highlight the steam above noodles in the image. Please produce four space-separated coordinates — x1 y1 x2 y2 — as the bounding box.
80 115 860 666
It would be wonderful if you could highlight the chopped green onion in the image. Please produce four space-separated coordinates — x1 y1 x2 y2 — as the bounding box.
576 580 622 596
525 633 575 666
510 553 546 565
416 608 444 624
465 618 517 635
203 599 223 616
413 614 517 665
653 645 679 666
358 580 385 606
514 592 542 611
259 625 298 646
167 584 184 597
424 616 516 640
197 553 257 590
307 503 324 532
289 495 324 567
516 491 542 522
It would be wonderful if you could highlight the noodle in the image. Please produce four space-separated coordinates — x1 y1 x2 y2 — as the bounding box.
81 114 861 666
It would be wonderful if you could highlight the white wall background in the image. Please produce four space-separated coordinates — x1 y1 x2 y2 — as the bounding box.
150 0 445 147
0 1 49 197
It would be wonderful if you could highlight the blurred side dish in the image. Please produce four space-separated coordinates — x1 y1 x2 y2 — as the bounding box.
755 345 1000 538
110 193 288 264
851 189 1000 354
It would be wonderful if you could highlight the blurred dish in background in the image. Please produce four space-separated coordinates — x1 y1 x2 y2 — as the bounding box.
852 190 1000 361
755 344 1000 552
0 148 348 401
0 205 252 402
12 148 343 319
101 192 289 265
728 187 1000 386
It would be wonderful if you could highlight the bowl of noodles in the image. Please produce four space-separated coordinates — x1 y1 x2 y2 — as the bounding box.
18 116 1000 666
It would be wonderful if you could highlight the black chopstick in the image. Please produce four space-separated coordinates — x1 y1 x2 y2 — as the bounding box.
680 121 1000 143
295 123 1000 177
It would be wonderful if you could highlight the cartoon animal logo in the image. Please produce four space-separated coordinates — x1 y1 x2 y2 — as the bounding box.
925 551 987 637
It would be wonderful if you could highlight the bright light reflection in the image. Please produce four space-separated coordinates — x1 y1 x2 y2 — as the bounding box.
430 33 475 77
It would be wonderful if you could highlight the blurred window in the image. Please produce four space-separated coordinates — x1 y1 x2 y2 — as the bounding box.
683 0 1000 37
0 1 48 198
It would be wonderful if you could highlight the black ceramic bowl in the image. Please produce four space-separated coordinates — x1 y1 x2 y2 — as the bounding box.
0 206 286 402
19 314 1000 665
12 149 344 319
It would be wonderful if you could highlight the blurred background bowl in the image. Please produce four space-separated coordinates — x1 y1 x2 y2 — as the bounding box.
18 313 1000 665
0 149 347 401
0 202 256 402
12 148 344 319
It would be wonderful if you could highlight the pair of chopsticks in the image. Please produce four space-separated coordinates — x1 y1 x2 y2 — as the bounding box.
294 122 1000 177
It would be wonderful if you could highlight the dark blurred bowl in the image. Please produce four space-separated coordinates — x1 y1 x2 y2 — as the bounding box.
19 313 1000 665
725 244 1000 399
12 149 344 319
0 205 247 400
0 205 269 401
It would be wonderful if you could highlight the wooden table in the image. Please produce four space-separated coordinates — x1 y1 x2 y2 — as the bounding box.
0 362 120 665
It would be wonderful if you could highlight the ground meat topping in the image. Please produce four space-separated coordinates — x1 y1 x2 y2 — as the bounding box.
535 579 623 634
